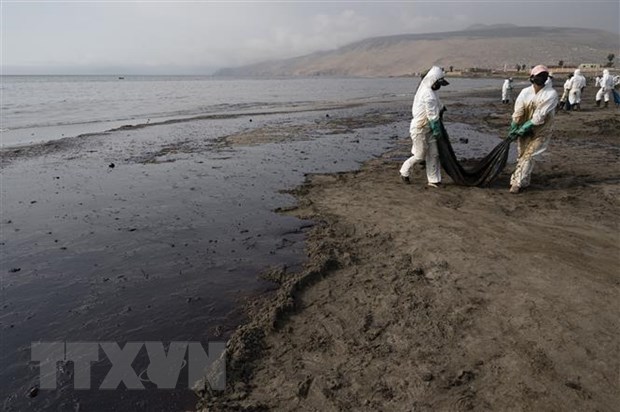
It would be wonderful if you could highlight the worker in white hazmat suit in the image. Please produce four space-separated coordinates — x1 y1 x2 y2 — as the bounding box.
568 69 586 110
399 66 449 187
507 65 558 194
501 78 513 104
595 69 614 108
559 73 573 110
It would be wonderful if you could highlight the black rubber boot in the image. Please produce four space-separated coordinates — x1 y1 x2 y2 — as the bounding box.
604 101 609 108
596 100 601 107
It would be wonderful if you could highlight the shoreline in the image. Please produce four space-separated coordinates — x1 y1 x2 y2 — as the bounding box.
0 100 371 153
198 88 619 410
1 75 500 154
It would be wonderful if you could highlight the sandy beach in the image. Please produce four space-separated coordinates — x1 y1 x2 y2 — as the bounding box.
197 87 619 411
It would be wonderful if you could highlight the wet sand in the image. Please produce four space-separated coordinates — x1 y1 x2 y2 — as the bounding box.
198 88 620 411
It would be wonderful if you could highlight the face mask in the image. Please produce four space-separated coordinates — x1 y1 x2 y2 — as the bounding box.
530 74 548 86
431 78 449 90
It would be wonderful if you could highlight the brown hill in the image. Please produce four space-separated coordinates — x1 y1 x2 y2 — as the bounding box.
215 25 619 77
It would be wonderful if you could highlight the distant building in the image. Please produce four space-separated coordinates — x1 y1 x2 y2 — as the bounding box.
464 67 492 73
579 63 601 70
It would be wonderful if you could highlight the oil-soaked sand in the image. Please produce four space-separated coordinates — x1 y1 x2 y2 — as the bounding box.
198 89 620 411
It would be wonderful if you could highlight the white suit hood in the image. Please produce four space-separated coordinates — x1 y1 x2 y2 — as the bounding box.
574 69 581 76
409 66 446 132
420 66 446 89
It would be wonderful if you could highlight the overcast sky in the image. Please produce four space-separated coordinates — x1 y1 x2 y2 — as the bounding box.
2 0 619 75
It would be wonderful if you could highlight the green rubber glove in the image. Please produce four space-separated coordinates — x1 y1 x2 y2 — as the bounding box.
509 121 519 135
429 119 443 137
516 119 534 137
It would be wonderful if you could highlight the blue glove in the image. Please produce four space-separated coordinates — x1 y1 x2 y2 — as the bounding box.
429 119 443 137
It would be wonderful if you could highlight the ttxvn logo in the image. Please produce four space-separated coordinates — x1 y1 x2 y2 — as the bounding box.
31 341 226 390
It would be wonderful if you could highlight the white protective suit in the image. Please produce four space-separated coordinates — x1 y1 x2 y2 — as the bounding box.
568 69 586 105
560 76 572 105
510 80 559 189
501 79 513 103
595 69 614 103
399 66 445 184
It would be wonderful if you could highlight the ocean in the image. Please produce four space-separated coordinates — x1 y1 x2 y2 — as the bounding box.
1 75 499 147
1 75 501 411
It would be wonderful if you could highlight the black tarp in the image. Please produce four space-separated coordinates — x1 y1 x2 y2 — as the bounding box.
436 120 514 187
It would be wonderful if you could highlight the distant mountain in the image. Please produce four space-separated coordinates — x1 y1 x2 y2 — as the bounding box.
214 25 619 77
464 23 520 31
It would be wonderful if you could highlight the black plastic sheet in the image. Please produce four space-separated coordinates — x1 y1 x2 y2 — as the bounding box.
437 121 513 187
